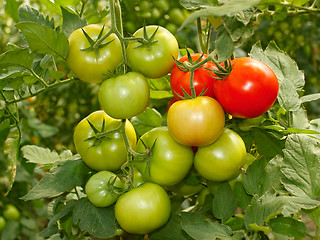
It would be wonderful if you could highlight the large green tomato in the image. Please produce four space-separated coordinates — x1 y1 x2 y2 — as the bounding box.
73 110 137 171
67 24 123 83
85 171 126 208
134 127 194 186
194 128 247 182
3 204 20 221
126 25 179 78
115 183 171 234
98 72 150 119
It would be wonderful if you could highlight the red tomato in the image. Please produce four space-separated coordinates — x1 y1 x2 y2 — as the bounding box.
213 57 279 118
170 53 216 100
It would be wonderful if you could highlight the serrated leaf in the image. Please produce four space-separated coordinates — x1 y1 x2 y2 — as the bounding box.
61 6 87 37
179 0 218 10
131 108 163 136
281 134 320 199
268 217 306 238
181 212 233 240
16 22 69 59
73 198 116 239
0 48 35 69
249 41 305 111
18 4 54 28
21 145 80 165
21 160 90 200
212 183 237 223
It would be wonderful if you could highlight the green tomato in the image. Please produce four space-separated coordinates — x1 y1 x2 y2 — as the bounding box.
168 180 204 197
67 24 123 83
115 183 171 234
85 171 126 208
73 110 137 171
0 216 6 231
168 8 185 25
194 128 247 182
98 72 150 119
126 25 179 79
3 204 20 221
134 127 194 186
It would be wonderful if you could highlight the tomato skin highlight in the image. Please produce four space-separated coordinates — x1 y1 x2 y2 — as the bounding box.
194 128 247 182
213 57 279 118
134 127 194 186
114 182 171 234
126 25 179 78
67 24 123 83
73 110 137 171
167 96 225 147
170 53 216 99
98 72 150 119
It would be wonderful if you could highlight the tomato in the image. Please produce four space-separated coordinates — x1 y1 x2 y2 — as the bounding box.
167 96 225 147
168 8 185 25
168 180 204 197
73 110 137 171
0 216 6 231
98 72 150 119
85 171 126 208
237 115 264 131
126 25 179 78
3 204 20 221
194 128 247 182
213 57 279 118
115 183 171 234
170 53 216 100
67 24 123 83
134 127 194 186
167 97 179 111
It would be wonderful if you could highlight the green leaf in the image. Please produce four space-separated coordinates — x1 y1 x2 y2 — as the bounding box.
268 216 306 238
47 200 76 228
212 183 237 223
5 0 20 22
73 198 116 239
21 160 90 200
16 22 69 59
18 4 54 28
300 93 320 103
249 41 305 112
1 220 20 240
0 48 35 69
61 6 87 37
181 212 233 240
281 134 320 199
150 214 192 240
179 0 219 10
21 145 80 165
27 118 59 138
233 182 252 210
131 108 163 136
215 27 234 61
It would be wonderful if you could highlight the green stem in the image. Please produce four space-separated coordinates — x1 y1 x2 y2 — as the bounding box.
189 70 197 98
197 18 206 54
30 69 49 88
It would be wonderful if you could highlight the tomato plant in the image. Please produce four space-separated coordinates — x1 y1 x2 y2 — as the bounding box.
134 127 194 186
126 25 179 78
213 57 279 118
114 182 171 234
73 110 137 171
85 171 127 208
67 24 123 83
194 128 247 182
170 53 216 99
167 96 225 146
98 72 150 119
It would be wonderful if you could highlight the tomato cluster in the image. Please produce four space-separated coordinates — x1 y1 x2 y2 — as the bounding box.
68 22 278 236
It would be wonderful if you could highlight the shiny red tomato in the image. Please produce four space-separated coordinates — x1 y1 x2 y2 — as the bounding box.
213 57 279 118
170 53 216 99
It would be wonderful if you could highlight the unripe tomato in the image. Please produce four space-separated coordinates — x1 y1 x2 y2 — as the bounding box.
194 128 247 182
73 110 137 171
85 171 127 208
0 216 6 231
3 204 20 221
167 96 225 147
115 183 171 234
67 24 122 83
98 72 150 119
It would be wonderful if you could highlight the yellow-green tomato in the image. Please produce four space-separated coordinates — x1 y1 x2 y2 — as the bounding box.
126 25 179 78
98 72 150 119
134 127 194 186
85 171 126 208
67 24 122 83
3 204 20 221
73 110 137 171
0 216 6 231
115 183 171 234
194 128 247 182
